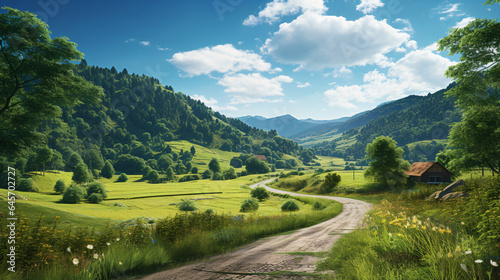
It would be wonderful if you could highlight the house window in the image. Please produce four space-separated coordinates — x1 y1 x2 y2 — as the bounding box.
429 176 442 183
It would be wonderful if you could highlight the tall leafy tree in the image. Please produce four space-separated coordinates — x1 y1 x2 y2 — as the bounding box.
364 136 410 189
72 163 91 185
437 0 500 174
0 7 103 156
101 160 115 179
208 158 221 173
35 146 52 176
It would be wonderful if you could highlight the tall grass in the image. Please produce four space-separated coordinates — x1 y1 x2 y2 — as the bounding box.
317 176 500 279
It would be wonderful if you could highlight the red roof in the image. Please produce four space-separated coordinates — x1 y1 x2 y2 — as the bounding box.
254 155 267 161
405 162 450 176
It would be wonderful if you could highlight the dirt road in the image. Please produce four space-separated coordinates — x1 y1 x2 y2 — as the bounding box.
139 178 372 280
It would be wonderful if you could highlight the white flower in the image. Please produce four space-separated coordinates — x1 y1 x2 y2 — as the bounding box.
67 247 71 253
491 260 499 267
116 238 120 241
87 244 93 250
465 251 472 255
388 233 392 237
106 242 111 246
73 258 79 265
475 259 483 263
93 253 98 259
460 264 467 272
119 262 123 265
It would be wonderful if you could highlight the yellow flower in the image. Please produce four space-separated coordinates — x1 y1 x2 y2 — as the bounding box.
448 252 453 258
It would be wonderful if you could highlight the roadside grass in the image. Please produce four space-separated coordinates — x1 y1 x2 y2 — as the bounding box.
317 176 500 279
0 200 342 279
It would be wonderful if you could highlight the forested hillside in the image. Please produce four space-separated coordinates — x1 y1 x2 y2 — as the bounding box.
1 61 302 181
311 84 461 162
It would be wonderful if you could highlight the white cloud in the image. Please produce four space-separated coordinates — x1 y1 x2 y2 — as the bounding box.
218 73 293 104
324 50 455 108
261 14 410 70
243 0 327 26
356 0 385 14
394 18 413 33
191 94 238 112
423 42 438 52
405 40 418 50
454 17 475 28
169 44 271 76
125 38 136 43
157 47 169 51
297 82 311 88
139 41 150 46
439 3 460 14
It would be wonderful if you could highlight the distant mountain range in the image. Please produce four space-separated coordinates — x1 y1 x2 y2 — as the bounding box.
238 83 458 147
236 114 354 139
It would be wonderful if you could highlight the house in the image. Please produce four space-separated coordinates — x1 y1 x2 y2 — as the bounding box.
406 162 452 184
253 155 267 162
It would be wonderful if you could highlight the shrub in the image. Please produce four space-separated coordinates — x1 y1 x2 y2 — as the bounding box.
205 209 214 215
18 178 37 192
212 172 223 180
319 172 341 194
116 173 128 182
61 185 85 204
240 198 259 212
101 160 115 179
178 199 197 211
86 182 107 199
191 167 198 174
178 174 200 182
281 200 300 212
202 169 213 179
250 187 269 201
313 201 326 210
53 179 66 194
87 193 103 203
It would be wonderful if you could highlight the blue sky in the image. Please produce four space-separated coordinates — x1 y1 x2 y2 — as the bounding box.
4 0 498 119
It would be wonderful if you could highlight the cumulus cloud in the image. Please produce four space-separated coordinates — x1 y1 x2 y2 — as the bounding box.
261 14 410 70
324 50 455 108
297 82 311 88
191 94 238 112
394 18 413 33
243 0 327 26
218 73 293 104
356 0 385 14
454 17 475 28
169 44 271 76
139 41 150 46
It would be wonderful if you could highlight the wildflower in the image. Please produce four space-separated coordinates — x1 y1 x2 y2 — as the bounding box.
106 243 111 246
491 260 499 267
388 233 392 237
87 245 93 250
73 258 79 265
119 262 123 265
67 247 71 253
475 260 483 263
460 264 468 272
116 238 120 241
94 253 98 259
448 252 453 258
422 226 426 230
465 251 472 255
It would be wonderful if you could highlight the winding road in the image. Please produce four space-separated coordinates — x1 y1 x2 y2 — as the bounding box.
139 178 372 280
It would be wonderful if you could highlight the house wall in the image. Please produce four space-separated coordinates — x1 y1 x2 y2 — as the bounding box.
421 172 451 183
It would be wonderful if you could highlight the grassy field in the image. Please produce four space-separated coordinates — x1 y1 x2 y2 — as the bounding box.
0 171 321 222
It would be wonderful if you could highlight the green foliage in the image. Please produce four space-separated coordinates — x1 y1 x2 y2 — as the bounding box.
0 7 103 156
177 199 198 212
53 179 66 194
202 169 213 179
230 157 243 168
250 187 269 201
72 162 91 184
223 168 237 180
212 172 223 180
245 157 270 174
178 174 200 182
166 167 175 181
116 173 128 182
281 200 300 212
101 160 115 179
240 198 259 212
209 158 221 173
86 182 107 199
18 178 37 192
312 201 326 210
191 167 198 174
319 172 341 194
364 136 410 189
61 184 85 204
87 193 103 203
147 170 160 183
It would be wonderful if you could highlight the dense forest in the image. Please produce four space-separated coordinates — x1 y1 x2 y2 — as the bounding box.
0 60 303 183
311 85 461 163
